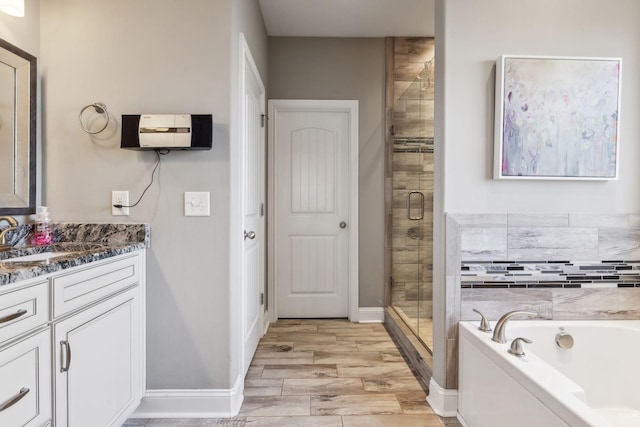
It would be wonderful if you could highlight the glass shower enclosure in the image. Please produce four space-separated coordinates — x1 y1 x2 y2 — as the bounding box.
388 37 434 352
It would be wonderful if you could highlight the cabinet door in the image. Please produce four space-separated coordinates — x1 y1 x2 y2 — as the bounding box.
54 287 142 427
0 328 51 427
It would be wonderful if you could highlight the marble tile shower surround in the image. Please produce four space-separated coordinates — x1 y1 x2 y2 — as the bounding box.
441 212 640 389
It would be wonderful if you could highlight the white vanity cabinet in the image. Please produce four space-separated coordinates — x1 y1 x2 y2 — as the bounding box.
0 279 52 427
52 252 145 427
0 249 145 427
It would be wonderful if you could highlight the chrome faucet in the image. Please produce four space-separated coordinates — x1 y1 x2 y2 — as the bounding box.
0 216 19 249
491 310 538 344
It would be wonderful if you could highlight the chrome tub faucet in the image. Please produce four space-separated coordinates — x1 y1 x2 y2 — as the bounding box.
491 310 538 344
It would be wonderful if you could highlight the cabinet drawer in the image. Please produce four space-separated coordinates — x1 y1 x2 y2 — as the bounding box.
0 281 49 346
0 328 51 427
52 254 140 318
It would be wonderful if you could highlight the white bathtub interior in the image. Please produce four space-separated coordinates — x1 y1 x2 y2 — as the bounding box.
458 320 640 427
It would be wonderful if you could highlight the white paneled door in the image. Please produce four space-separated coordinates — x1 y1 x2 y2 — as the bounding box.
270 100 358 319
241 34 265 375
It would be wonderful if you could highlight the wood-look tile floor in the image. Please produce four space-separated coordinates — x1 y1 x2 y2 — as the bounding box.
124 319 462 427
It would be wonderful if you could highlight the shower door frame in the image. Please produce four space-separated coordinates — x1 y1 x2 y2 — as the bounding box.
384 37 435 353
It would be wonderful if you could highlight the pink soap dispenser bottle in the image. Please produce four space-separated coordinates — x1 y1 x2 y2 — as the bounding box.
34 206 53 245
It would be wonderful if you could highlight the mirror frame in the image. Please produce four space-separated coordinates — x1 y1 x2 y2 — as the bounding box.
0 37 36 215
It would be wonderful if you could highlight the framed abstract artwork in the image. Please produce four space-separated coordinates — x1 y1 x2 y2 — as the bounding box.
494 55 622 180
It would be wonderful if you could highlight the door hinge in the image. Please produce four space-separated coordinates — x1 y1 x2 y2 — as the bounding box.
260 114 267 128
260 293 264 305
260 203 264 217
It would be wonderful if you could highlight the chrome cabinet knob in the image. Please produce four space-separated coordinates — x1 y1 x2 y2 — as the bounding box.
339 221 347 229
244 230 256 240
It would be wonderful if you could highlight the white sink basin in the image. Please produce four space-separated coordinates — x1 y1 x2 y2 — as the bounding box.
3 251 73 263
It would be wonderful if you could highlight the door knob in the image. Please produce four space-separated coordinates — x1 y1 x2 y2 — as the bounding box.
339 221 347 229
244 230 256 240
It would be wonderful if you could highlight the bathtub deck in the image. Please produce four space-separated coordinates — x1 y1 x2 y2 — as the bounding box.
596 407 640 427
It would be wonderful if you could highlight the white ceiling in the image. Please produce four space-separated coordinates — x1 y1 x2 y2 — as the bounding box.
258 0 435 38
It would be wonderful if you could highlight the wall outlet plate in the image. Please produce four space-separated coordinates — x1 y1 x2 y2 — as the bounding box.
184 192 210 216
112 191 130 215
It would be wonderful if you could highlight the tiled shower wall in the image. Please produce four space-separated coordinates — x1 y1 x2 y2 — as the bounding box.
391 38 435 139
442 213 640 388
385 37 435 320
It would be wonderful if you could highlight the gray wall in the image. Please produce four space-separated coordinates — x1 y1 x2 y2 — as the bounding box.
433 0 640 389
440 0 640 213
39 0 267 390
268 37 386 307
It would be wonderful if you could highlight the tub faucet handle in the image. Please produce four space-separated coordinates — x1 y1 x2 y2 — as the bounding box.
508 337 532 357
472 308 492 333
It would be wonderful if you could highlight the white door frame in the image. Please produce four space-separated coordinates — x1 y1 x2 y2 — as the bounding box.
267 99 359 322
231 33 266 388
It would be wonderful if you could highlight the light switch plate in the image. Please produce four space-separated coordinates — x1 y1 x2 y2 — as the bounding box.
184 192 210 216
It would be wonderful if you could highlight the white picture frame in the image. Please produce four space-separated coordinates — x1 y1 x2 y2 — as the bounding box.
494 55 622 180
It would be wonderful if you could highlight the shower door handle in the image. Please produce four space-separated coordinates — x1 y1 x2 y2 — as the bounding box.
407 191 424 220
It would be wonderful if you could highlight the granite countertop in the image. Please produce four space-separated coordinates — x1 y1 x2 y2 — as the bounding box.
0 223 150 287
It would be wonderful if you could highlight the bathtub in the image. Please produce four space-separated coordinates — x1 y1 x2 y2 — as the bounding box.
458 320 640 427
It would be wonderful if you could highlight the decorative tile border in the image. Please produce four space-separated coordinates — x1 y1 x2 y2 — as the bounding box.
461 260 640 289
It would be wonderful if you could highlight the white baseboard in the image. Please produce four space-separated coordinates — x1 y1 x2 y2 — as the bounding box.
131 375 244 418
358 307 384 323
263 312 271 335
426 377 458 417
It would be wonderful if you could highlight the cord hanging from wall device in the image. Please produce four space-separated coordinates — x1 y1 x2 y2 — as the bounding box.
79 102 110 134
112 149 169 209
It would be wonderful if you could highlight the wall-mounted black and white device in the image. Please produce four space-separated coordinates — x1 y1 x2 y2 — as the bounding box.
121 114 213 150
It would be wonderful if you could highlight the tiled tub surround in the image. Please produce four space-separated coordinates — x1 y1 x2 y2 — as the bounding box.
439 213 640 392
0 223 150 286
